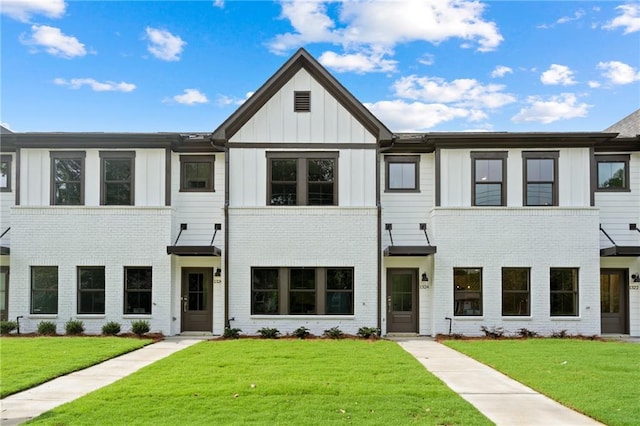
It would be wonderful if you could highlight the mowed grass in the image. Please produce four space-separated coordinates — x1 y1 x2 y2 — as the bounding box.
444 339 640 426
30 339 491 425
0 337 151 398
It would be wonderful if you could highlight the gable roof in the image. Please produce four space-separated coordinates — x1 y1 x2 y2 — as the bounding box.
604 108 640 137
211 48 394 143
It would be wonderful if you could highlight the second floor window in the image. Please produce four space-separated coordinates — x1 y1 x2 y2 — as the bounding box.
100 151 135 205
471 152 507 206
385 155 419 192
180 155 215 192
523 151 558 206
51 151 85 205
0 155 11 192
596 155 629 191
267 152 337 206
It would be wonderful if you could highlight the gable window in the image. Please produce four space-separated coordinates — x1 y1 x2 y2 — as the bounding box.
78 266 105 314
596 155 629 191
0 155 11 192
251 267 354 315
550 268 578 316
100 151 135 205
472 152 507 206
454 268 482 316
51 151 85 205
180 155 214 192
294 91 311 112
502 268 530 316
31 266 58 314
124 267 152 314
523 151 558 206
385 156 419 192
267 152 338 206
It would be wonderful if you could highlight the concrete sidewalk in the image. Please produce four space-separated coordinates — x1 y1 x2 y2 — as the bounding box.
396 339 602 426
0 336 206 426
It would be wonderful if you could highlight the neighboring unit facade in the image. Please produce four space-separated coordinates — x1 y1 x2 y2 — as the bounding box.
1 49 638 337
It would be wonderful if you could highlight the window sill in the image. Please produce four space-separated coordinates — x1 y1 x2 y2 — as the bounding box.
28 314 57 319
250 315 355 320
123 314 152 319
502 316 532 321
550 316 580 321
76 315 106 319
595 188 631 193
452 316 484 321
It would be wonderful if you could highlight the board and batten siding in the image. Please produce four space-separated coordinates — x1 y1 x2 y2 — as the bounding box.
229 68 375 144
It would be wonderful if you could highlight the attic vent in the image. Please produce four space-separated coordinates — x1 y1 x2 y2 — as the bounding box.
294 91 311 112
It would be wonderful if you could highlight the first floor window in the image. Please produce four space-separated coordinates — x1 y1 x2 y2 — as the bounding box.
124 267 152 314
78 266 105 314
251 267 354 315
0 155 11 192
502 268 530 316
454 268 482 316
550 268 578 316
31 266 58 314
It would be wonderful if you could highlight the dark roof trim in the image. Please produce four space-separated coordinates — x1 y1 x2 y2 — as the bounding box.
600 246 640 257
228 142 378 150
594 137 640 152
383 245 437 256
166 245 222 256
211 48 394 143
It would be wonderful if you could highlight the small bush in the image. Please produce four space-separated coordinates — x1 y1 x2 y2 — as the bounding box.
0 321 17 335
450 333 465 340
223 327 241 339
65 319 85 335
551 329 569 338
323 326 344 339
292 326 310 339
102 321 122 336
480 325 505 339
517 328 538 338
257 327 280 339
131 320 150 336
37 321 57 336
357 326 380 339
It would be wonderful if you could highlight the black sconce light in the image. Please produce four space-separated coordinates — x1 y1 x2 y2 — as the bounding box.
214 268 221 277
421 272 429 282
632 273 640 283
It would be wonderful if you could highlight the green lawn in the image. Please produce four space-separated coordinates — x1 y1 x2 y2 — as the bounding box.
0 337 151 398
444 339 640 426
30 339 491 425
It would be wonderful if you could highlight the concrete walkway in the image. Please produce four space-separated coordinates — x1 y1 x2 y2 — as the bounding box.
396 339 603 426
0 337 206 426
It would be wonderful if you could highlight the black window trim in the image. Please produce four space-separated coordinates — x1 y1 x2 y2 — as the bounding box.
522 151 559 207
471 151 507 206
594 154 630 192
77 266 106 315
0 154 12 192
384 155 420 193
550 267 579 317
50 151 86 206
123 266 153 315
453 267 483 317
99 151 136 206
266 151 339 206
30 266 58 315
501 267 531 317
179 154 215 192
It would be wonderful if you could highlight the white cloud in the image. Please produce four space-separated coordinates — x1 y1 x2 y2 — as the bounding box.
216 92 253 107
0 0 66 22
418 54 435 66
145 27 186 61
392 75 516 109
491 65 513 78
603 4 640 34
169 89 209 105
512 93 590 124
21 25 86 58
318 49 397 73
597 60 640 84
213 0 224 8
54 78 136 92
588 80 601 88
540 64 577 85
537 9 585 29
364 100 474 131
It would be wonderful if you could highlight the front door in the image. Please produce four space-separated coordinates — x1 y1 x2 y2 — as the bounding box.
0 267 8 321
386 269 418 333
181 268 213 332
600 269 628 334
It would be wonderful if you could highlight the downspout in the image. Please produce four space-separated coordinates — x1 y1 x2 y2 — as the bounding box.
224 143 230 329
377 136 395 333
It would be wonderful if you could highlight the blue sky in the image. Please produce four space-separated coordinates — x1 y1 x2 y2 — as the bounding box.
1 0 639 133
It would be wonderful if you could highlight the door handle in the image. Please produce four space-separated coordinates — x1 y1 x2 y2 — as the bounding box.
182 296 187 312
387 296 392 313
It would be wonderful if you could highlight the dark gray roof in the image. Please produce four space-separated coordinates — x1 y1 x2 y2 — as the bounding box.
0 125 13 134
604 109 640 137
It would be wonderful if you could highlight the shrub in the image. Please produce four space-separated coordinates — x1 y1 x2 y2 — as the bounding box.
102 321 122 336
517 328 538 338
292 326 310 339
551 329 569 338
223 327 241 339
357 326 380 339
257 327 280 339
0 321 17 335
37 321 57 336
323 326 344 339
65 319 85 335
131 320 150 336
480 325 505 339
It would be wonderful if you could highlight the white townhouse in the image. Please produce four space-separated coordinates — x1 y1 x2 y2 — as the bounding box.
1 49 639 337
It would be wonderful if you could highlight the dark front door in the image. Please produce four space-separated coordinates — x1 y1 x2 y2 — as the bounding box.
0 267 8 321
181 268 213 332
600 269 628 334
387 269 418 333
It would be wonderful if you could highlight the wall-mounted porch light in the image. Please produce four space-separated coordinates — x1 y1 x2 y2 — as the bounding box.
214 268 221 277
421 272 429 282
632 273 640 283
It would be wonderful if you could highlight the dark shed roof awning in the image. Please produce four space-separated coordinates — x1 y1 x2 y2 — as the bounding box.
0 246 9 255
600 246 640 257
384 245 437 257
166 245 221 256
